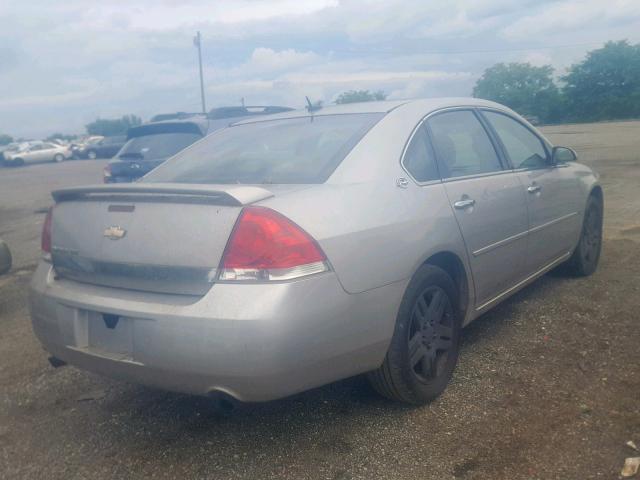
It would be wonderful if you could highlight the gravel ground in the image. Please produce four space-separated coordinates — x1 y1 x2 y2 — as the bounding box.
1 122 639 479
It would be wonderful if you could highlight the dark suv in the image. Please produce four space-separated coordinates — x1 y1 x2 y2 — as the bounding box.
104 106 292 183
75 135 127 160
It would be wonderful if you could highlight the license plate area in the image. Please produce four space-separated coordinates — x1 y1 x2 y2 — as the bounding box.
86 311 133 359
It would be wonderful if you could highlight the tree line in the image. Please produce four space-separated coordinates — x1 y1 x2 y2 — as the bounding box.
2 40 638 144
473 40 640 124
0 115 142 145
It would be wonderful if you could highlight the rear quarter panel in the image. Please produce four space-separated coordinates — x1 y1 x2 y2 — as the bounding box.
261 105 471 300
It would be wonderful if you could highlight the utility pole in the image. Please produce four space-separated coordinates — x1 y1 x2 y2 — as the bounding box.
193 31 206 114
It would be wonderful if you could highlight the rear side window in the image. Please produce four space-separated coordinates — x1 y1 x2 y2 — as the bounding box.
403 123 439 182
143 113 383 184
482 111 549 169
427 110 502 179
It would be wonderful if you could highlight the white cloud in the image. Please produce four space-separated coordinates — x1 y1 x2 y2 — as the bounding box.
81 0 339 31
1 0 640 138
233 48 322 76
523 52 553 67
501 0 640 40
0 89 99 109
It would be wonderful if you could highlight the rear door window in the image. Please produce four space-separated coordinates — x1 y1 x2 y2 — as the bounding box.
143 113 383 184
482 111 549 169
427 110 503 179
402 123 439 182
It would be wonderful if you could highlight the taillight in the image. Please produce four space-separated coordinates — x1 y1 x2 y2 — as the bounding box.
219 206 329 281
103 164 112 183
41 207 53 255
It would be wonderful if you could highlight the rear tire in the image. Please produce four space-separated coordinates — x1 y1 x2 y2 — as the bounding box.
87 150 97 160
367 265 462 405
54 153 65 163
561 194 603 276
0 239 11 275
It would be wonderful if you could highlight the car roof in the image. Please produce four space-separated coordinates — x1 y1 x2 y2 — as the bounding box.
144 115 210 128
232 97 510 125
128 116 211 138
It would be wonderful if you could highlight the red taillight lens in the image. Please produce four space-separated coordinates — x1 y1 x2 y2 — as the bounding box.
219 207 328 281
41 207 53 254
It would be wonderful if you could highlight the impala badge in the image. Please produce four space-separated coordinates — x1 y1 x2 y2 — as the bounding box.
103 225 126 240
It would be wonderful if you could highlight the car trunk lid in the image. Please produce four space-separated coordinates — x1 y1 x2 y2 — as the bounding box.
49 183 274 295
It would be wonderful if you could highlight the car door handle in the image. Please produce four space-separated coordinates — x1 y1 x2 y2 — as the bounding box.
454 199 476 209
527 184 542 194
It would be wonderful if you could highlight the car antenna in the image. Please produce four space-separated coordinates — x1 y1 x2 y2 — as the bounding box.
305 96 322 114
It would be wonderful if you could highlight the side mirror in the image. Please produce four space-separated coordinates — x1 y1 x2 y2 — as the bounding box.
552 146 577 164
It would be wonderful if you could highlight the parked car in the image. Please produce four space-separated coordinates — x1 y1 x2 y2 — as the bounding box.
2 141 71 166
29 98 602 406
74 135 126 160
69 136 102 159
104 106 293 183
104 118 209 183
0 143 17 164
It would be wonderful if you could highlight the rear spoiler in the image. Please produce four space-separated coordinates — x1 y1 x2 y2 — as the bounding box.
52 183 274 206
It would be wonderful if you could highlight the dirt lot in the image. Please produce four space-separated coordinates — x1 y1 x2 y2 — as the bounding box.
1 122 639 479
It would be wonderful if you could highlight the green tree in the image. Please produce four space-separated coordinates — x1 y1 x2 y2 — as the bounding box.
85 115 142 136
473 63 562 123
563 40 640 122
0 134 13 146
335 90 387 104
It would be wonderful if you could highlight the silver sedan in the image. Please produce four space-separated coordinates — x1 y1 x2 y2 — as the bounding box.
3 141 72 166
29 98 602 405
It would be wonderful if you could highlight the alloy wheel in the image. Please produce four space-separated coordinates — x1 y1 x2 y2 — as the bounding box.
581 205 601 265
407 286 455 383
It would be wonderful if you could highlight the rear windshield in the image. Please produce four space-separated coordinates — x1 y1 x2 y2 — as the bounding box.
142 113 383 184
118 132 202 161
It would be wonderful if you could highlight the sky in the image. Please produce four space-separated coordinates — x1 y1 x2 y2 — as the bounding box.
1 0 640 139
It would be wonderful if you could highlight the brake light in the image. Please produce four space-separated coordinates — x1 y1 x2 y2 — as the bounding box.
41 207 53 255
219 207 328 281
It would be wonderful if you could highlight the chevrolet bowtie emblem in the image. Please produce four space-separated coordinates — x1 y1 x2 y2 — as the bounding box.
103 226 126 240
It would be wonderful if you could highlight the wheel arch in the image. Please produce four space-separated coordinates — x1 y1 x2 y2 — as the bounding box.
422 251 470 323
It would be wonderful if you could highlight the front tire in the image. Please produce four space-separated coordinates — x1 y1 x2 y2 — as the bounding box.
562 194 603 276
367 265 462 404
54 153 65 163
87 150 97 160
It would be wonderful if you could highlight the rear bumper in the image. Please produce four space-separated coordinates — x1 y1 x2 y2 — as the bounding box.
29 262 404 402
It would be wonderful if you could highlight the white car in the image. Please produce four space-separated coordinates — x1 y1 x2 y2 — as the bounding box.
3 142 72 166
